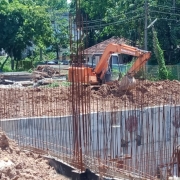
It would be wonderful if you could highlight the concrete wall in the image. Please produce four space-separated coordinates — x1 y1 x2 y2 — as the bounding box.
1 104 180 177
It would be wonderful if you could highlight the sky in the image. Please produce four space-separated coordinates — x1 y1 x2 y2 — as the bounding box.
67 0 71 4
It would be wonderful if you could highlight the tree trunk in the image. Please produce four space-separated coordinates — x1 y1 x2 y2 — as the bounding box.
0 56 9 71
56 44 59 60
11 57 14 70
16 59 19 70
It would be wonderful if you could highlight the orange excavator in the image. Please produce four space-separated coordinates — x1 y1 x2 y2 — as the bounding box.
68 43 151 90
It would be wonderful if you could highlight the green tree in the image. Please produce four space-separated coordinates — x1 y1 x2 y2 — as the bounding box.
35 0 69 60
0 0 53 70
71 0 180 64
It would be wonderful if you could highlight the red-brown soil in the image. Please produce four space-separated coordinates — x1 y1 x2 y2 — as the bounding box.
0 80 180 119
91 80 180 107
0 130 69 180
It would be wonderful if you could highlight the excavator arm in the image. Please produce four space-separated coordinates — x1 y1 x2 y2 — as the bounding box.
126 50 151 76
94 43 151 80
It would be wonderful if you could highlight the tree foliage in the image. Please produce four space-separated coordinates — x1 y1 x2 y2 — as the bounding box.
0 0 53 70
153 30 168 79
71 0 180 64
34 0 69 60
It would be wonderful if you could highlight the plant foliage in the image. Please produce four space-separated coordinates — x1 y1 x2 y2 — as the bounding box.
153 30 168 79
70 0 180 64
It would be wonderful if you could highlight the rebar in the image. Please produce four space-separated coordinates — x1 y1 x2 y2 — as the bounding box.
0 3 180 180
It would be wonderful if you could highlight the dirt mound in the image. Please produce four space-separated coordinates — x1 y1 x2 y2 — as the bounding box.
36 65 59 76
91 80 180 107
33 65 60 81
0 130 69 180
1 80 180 118
0 132 9 150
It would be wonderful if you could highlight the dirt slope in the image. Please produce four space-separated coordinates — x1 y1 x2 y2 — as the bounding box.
91 80 180 107
0 131 69 180
0 80 180 119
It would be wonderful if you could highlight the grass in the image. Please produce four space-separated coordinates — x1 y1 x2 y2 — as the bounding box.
44 81 71 88
59 81 71 87
46 81 59 88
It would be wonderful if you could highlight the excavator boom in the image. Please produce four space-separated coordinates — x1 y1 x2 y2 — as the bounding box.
94 43 151 80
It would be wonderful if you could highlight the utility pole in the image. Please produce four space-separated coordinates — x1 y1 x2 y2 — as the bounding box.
144 0 148 50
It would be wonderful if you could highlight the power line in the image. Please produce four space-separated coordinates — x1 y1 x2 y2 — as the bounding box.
83 16 144 30
83 13 179 30
150 16 180 22
150 4 180 11
150 10 180 17
81 4 180 24
81 11 180 30
82 7 144 24
82 15 180 31
82 8 180 26
83 16 144 29
78 4 180 25
74 4 180 31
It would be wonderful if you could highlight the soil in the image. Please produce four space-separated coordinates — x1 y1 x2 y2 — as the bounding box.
0 130 69 180
0 80 180 119
32 65 60 81
0 80 180 179
91 79 180 107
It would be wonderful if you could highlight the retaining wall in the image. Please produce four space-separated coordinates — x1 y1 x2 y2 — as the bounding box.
1 104 180 178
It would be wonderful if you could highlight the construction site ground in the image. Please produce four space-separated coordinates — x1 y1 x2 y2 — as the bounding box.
1 77 180 179
0 79 180 119
0 130 70 180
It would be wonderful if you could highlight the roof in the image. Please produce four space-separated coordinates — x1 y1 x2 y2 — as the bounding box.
84 36 131 55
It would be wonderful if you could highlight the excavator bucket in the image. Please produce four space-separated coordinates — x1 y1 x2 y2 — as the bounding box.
118 75 136 91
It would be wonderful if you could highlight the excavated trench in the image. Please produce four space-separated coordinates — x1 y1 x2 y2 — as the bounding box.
1 102 180 179
1 80 180 179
